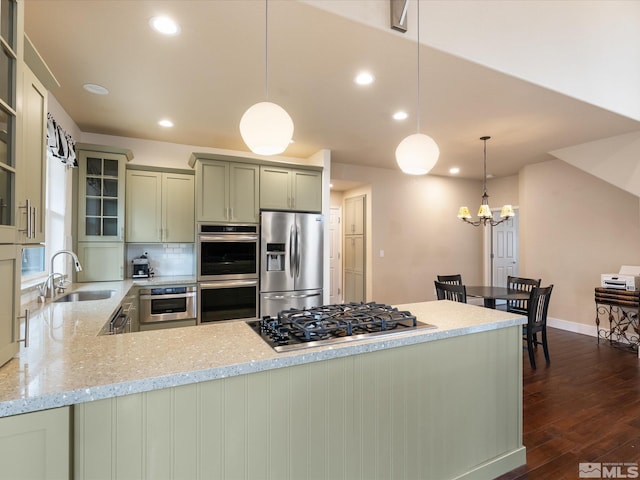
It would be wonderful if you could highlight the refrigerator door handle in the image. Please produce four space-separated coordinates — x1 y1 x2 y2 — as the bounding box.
289 225 295 278
291 292 322 299
297 225 301 276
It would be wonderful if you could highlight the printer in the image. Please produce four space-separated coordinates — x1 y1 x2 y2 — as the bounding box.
601 265 640 291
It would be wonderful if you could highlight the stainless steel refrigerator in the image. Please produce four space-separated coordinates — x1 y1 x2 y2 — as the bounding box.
260 211 324 317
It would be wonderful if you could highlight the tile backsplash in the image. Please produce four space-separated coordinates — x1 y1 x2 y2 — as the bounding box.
126 244 195 278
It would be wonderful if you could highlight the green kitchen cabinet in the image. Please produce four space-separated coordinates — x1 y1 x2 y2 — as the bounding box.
77 149 128 243
0 407 70 479
126 169 194 243
0 0 19 244
76 241 124 282
194 158 259 223
260 166 322 213
15 62 47 244
0 244 20 367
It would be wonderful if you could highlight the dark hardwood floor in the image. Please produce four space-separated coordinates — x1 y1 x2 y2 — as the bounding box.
497 327 640 479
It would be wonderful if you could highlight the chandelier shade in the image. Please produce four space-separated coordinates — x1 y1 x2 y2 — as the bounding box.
240 101 294 155
458 136 515 227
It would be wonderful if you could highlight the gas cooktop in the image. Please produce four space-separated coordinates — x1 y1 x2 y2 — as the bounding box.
247 302 436 352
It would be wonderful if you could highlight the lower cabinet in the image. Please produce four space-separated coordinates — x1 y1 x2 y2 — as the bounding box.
73 328 524 479
76 242 124 282
0 244 19 367
0 407 70 479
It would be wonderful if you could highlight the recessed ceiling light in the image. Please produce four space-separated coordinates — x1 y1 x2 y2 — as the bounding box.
83 83 109 95
449 167 460 174
393 111 408 121
149 16 181 35
158 119 174 128
354 71 374 86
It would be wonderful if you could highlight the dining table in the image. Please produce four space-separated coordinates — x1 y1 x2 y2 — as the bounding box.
466 286 531 309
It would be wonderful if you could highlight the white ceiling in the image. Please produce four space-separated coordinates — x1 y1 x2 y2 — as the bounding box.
23 0 640 180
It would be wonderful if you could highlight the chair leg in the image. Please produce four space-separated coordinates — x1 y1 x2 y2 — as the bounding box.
527 332 536 369
542 328 550 364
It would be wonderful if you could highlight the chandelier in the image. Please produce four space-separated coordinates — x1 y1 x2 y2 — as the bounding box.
457 136 514 227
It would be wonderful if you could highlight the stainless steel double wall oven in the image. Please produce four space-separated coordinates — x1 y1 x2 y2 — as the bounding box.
197 224 259 323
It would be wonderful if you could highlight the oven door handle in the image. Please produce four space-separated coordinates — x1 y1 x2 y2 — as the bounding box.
198 234 258 242
139 292 196 301
199 280 258 289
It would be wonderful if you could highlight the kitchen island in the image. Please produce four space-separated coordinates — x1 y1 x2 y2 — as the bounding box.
0 282 526 480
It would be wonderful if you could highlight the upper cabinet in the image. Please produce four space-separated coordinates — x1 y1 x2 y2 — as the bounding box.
126 168 194 243
16 63 46 244
193 158 259 223
0 0 18 244
77 148 128 243
260 166 322 213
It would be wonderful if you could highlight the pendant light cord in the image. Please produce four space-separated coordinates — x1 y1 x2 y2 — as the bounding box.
416 0 421 133
265 0 269 100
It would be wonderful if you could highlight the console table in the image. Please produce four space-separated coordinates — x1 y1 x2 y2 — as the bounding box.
595 287 640 352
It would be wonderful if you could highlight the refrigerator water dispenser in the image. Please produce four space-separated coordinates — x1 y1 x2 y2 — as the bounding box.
266 244 285 271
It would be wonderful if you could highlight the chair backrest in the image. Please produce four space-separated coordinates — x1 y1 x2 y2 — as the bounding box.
434 281 467 303
437 274 463 285
527 285 554 332
507 276 541 314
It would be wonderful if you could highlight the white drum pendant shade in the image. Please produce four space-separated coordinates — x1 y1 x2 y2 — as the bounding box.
395 133 440 175
240 101 294 155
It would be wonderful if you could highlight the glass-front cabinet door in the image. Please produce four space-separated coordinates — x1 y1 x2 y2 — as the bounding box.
77 150 126 242
0 0 17 244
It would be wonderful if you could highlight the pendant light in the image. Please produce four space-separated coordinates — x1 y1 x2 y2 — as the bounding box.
395 0 439 175
457 136 515 227
240 0 293 155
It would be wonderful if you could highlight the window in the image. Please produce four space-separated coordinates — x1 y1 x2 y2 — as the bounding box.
21 245 45 278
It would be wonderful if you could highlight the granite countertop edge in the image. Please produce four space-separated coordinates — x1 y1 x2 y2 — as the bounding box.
0 303 525 418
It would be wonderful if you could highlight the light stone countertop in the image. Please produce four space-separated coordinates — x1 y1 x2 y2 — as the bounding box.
0 281 525 418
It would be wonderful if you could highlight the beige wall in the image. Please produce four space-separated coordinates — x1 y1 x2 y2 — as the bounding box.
332 162 484 305
519 159 640 330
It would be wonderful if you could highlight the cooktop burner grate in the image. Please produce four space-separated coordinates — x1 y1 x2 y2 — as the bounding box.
248 302 436 352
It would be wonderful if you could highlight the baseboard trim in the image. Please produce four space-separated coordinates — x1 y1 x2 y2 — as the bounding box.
452 447 527 480
547 316 597 337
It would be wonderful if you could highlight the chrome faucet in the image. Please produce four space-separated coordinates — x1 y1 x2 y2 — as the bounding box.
40 250 83 300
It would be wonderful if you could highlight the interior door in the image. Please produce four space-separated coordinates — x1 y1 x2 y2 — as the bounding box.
492 209 519 287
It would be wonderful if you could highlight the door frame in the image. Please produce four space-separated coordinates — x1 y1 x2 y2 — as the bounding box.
483 206 520 286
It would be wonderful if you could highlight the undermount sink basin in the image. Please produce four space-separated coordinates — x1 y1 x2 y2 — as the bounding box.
54 290 116 303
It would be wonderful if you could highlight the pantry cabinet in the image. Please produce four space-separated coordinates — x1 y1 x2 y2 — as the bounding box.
260 166 321 213
126 169 194 243
194 158 259 223
0 407 70 479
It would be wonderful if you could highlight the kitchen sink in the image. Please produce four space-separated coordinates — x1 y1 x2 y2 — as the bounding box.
54 290 116 303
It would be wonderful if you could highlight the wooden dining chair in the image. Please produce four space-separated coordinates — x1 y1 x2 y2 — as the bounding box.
437 274 463 285
434 281 467 303
523 285 554 369
506 276 541 315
